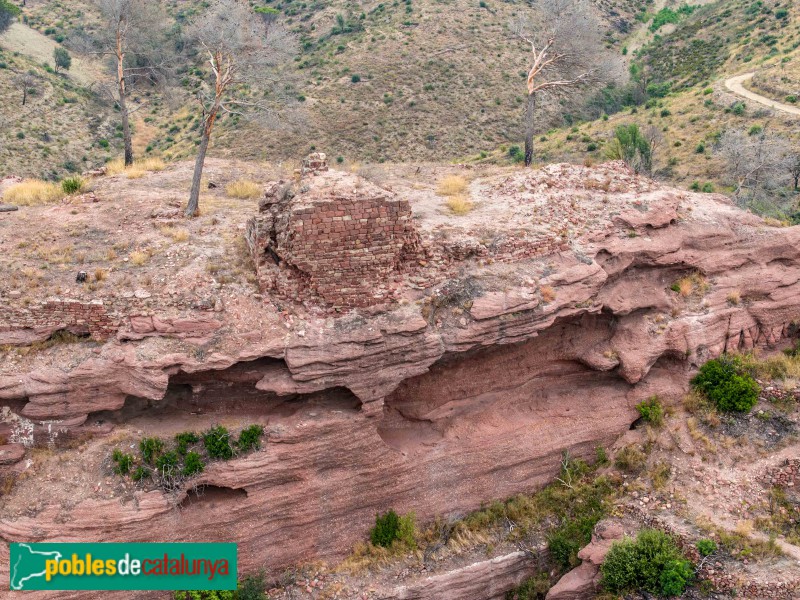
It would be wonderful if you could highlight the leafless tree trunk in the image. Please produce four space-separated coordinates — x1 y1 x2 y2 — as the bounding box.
790 156 800 191
524 94 536 167
73 0 174 166
512 0 601 168
184 0 294 218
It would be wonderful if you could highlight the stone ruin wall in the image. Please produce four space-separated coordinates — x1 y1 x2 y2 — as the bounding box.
0 298 116 342
247 154 423 308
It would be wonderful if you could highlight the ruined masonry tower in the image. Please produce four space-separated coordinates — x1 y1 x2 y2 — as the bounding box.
246 154 422 308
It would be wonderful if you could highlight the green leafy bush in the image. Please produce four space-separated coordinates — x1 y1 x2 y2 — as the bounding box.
691 355 760 412
203 426 234 459
0 0 21 35
155 450 179 475
112 449 134 475
61 177 84 195
183 451 204 477
508 145 525 163
505 572 550 599
370 510 416 548
607 124 652 173
237 425 264 452
636 396 664 427
696 538 718 556
132 466 149 481
601 529 692 596
139 437 164 464
371 510 400 547
175 431 199 455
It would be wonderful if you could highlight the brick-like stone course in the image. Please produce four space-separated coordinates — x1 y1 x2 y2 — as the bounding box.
247 158 423 309
0 298 116 341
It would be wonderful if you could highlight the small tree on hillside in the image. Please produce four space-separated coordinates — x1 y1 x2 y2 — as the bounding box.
73 0 175 166
512 0 600 167
0 0 20 35
13 70 37 105
183 0 294 217
53 47 71 73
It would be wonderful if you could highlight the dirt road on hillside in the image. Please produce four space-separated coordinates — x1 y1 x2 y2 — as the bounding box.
724 72 800 116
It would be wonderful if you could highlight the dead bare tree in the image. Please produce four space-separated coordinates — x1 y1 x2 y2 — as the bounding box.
13 70 37 106
790 154 800 191
511 0 601 167
72 0 175 166
183 0 294 217
718 128 792 205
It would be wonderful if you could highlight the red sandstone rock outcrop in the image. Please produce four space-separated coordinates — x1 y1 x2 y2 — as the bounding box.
1 162 800 597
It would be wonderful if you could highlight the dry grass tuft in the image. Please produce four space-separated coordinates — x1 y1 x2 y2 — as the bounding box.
129 250 148 266
4 180 63 205
159 226 190 243
438 175 468 196
225 179 262 199
446 195 474 215
727 290 741 305
540 285 556 303
94 269 107 282
673 272 709 298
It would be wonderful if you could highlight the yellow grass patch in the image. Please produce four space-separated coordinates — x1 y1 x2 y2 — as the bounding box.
446 195 474 215
3 179 63 205
540 285 556 303
437 175 468 197
159 226 190 242
106 157 166 179
225 179 262 200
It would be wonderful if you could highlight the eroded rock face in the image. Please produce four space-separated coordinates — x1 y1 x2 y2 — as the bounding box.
1 163 800 595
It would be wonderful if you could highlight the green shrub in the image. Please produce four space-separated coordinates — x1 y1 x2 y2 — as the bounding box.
748 125 763 136
660 559 694 596
608 123 652 173
731 101 746 116
660 108 671 117
16 131 24 139
508 145 524 163
370 510 416 548
61 177 84 195
112 449 134 475
786 95 798 104
139 437 164 464
636 396 664 427
691 355 760 412
602 529 691 596
237 425 264 453
371 510 400 547
175 431 199 455
695 142 705 154
505 572 550 599
701 182 714 193
696 538 718 556
155 450 179 475
587 142 598 151
132 466 149 481
203 426 233 459
182 451 204 477
98 138 110 148
689 181 700 191
351 74 361 83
